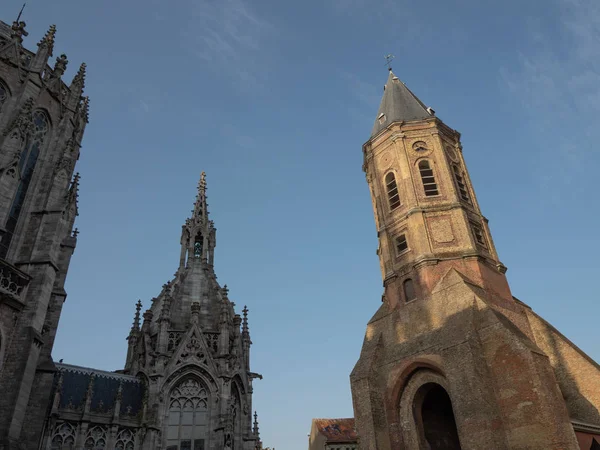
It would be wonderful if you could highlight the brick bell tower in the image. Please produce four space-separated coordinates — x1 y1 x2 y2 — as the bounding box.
0 19 88 449
350 70 599 449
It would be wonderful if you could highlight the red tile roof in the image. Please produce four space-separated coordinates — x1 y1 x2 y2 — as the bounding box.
314 418 357 443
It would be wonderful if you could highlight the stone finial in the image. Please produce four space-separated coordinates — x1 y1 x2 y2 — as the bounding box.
192 171 209 220
52 53 68 77
72 228 79 238
199 171 207 193
222 285 229 298
80 96 90 124
253 411 259 436
160 295 171 322
71 62 86 90
38 24 56 50
142 309 153 325
242 306 249 335
67 172 80 208
132 300 142 331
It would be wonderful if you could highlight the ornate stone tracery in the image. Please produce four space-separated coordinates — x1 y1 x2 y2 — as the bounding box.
50 422 76 449
115 428 135 450
166 378 210 450
84 425 107 449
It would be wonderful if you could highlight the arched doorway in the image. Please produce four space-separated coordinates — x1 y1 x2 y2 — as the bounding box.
414 383 461 450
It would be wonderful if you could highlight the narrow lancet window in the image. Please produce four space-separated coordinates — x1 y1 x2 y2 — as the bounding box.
418 160 439 196
0 110 50 258
403 278 416 302
385 172 401 210
452 164 470 203
194 233 203 259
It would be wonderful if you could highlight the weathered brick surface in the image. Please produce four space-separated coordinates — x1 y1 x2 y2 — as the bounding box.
351 74 599 449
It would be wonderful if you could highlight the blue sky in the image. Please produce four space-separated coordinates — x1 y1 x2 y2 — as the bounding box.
6 0 600 448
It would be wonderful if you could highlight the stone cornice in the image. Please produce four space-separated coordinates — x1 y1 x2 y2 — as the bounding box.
572 419 600 434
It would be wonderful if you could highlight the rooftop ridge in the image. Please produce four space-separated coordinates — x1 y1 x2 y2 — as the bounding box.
55 363 142 382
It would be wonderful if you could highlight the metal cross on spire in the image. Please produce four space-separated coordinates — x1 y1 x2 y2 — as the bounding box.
384 54 395 72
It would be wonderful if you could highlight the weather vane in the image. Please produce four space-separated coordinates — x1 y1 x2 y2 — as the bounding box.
384 54 395 71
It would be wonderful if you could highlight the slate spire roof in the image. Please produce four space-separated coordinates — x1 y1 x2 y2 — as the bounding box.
371 70 433 137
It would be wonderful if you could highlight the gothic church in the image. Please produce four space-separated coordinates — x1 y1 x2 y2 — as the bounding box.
350 70 600 449
0 20 263 450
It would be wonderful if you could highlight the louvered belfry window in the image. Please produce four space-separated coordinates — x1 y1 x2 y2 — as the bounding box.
452 164 470 202
418 160 439 196
385 172 401 210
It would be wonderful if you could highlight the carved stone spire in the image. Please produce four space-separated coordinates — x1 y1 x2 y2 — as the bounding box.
160 295 171 322
80 96 90 124
38 24 56 50
31 24 56 72
68 62 86 109
37 24 55 54
131 300 142 332
192 171 208 221
67 172 79 201
242 305 249 336
71 62 86 91
253 411 262 450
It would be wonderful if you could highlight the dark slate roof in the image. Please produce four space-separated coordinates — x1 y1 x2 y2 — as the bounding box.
313 418 357 443
55 363 145 416
371 71 433 137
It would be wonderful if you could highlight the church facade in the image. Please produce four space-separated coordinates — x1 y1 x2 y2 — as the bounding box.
350 70 600 449
0 20 263 450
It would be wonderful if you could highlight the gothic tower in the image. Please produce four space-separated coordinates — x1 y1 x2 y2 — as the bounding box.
0 19 88 449
119 172 262 450
350 71 600 449
41 173 263 450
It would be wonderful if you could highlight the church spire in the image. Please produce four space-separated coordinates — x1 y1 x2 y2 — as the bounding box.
180 172 217 268
371 71 434 138
193 171 208 220
131 300 142 332
363 70 509 306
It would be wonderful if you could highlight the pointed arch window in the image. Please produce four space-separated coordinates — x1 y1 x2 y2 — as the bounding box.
166 378 210 450
115 428 135 450
385 172 401 210
418 160 439 197
230 383 243 450
452 164 470 203
84 425 107 449
403 278 416 302
0 109 50 258
194 233 203 259
50 422 76 450
0 80 9 114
